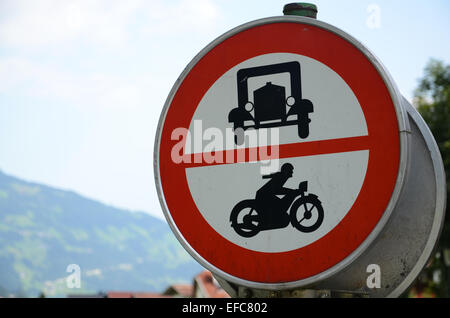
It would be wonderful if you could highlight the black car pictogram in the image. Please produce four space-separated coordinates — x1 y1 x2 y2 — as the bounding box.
228 61 314 144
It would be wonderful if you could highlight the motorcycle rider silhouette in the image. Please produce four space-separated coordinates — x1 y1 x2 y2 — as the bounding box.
255 163 299 227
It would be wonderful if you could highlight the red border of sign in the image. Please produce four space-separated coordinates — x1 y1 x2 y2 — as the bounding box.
158 22 400 283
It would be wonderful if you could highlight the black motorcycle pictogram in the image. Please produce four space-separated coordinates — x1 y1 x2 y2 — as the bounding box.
230 163 324 238
228 61 314 145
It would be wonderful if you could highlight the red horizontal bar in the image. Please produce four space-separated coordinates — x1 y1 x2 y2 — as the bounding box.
178 135 371 168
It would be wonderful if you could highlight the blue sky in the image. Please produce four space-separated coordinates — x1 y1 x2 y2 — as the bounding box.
0 0 449 220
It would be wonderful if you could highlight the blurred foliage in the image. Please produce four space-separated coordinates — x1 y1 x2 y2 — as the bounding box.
409 59 450 298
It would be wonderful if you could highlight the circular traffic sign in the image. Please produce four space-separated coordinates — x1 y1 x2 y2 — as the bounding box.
154 16 409 289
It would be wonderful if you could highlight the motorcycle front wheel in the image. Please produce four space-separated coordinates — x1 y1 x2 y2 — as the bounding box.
230 200 261 238
290 195 324 233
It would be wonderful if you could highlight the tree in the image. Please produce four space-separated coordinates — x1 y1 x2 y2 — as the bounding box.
413 58 450 297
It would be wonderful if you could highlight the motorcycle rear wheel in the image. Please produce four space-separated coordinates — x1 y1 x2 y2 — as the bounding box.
230 200 261 238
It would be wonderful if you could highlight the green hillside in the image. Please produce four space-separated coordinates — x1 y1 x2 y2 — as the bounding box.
0 170 202 297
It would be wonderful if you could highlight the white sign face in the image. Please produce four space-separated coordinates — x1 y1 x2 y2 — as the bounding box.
184 53 368 253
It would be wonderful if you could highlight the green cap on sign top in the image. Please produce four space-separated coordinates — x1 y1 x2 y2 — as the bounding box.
283 2 318 19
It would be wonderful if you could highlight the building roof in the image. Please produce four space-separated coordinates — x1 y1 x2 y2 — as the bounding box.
106 291 134 298
194 271 230 298
133 292 172 298
163 284 193 297
68 270 229 299
106 291 170 298
66 293 106 298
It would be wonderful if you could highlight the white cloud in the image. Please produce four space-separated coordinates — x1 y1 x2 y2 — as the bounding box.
0 0 220 48
85 268 102 277
117 263 133 271
144 0 219 36
0 0 221 109
0 0 144 47
0 57 153 110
